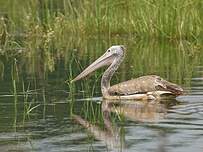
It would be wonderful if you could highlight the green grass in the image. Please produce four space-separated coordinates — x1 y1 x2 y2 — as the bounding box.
0 0 202 62
0 0 202 42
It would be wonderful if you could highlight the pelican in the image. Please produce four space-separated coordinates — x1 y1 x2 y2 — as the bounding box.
72 45 183 100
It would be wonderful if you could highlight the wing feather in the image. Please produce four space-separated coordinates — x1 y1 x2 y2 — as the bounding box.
108 75 183 96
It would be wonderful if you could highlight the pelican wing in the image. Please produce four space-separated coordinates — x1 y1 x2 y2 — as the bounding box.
108 75 183 96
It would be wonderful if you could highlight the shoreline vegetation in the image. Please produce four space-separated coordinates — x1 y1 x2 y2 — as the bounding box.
0 0 202 42
0 0 202 59
0 0 202 63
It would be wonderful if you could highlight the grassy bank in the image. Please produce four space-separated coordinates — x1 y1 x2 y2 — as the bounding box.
0 0 202 63
0 0 202 41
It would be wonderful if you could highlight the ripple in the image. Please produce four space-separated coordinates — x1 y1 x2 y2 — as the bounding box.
169 103 203 115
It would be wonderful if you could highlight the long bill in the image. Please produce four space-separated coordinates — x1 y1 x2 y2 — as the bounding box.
71 52 115 82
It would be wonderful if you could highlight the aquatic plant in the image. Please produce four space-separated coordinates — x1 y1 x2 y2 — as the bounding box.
0 0 202 46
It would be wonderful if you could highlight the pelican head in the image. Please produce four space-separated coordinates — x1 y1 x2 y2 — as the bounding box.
72 45 126 83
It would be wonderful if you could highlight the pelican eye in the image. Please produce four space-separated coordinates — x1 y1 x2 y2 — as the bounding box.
120 45 126 50
107 49 111 52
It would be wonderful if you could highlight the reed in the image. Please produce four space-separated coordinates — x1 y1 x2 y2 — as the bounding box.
0 0 202 43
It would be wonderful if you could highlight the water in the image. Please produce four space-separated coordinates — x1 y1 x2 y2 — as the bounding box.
0 38 203 152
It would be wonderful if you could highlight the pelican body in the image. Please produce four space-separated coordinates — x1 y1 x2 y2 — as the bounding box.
72 45 183 100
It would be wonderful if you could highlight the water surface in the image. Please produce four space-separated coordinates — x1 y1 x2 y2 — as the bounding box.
0 38 203 152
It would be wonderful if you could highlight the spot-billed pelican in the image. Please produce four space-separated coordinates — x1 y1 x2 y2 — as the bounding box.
72 45 183 100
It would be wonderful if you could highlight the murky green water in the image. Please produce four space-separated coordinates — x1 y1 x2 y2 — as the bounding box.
0 38 203 152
